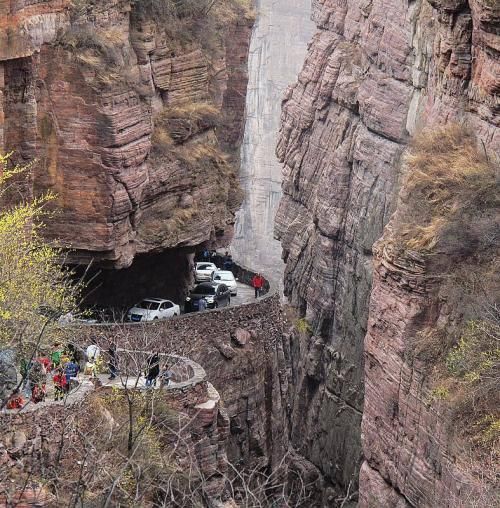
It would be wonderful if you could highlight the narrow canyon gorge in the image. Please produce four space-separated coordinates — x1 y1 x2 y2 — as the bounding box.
230 0 314 286
0 0 498 507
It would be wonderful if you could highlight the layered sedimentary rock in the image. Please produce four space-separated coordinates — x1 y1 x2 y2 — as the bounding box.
0 0 253 268
231 0 314 286
360 238 497 507
276 0 499 500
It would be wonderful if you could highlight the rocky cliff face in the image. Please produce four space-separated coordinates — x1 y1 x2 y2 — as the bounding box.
230 0 314 286
361 123 499 507
276 0 499 500
0 0 253 269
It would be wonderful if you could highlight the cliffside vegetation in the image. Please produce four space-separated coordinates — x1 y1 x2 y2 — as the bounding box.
131 0 255 26
0 155 79 355
397 125 499 472
397 124 497 253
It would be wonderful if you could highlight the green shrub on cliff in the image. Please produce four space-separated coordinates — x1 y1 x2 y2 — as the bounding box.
0 155 79 354
446 320 499 380
295 317 313 336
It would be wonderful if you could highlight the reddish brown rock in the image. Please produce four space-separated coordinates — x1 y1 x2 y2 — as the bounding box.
231 327 251 347
360 230 498 506
0 0 253 268
276 0 499 498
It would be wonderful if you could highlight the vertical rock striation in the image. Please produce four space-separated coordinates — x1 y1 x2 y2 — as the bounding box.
276 0 499 498
231 0 314 286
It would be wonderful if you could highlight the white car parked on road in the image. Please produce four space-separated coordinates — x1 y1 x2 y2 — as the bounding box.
195 262 217 282
127 298 180 322
211 270 238 296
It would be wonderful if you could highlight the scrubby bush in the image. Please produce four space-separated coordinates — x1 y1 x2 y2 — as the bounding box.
154 102 221 145
132 0 253 22
398 124 498 253
56 24 129 88
397 125 499 461
295 318 313 336
0 155 79 355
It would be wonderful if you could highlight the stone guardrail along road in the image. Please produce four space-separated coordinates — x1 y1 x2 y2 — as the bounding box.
4 269 273 414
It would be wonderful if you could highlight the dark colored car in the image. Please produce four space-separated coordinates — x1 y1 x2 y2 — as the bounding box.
184 282 231 312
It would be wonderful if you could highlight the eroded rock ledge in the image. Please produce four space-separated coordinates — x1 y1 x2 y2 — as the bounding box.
0 0 254 268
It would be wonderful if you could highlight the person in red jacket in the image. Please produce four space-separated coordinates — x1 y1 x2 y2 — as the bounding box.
53 368 67 401
251 273 265 298
6 390 25 410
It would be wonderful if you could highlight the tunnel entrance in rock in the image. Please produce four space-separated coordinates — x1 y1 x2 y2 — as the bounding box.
74 247 195 312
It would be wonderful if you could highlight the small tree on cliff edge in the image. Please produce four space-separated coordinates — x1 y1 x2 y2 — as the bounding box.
0 154 79 355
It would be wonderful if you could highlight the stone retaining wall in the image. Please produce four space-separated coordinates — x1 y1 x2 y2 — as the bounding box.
76 293 281 355
0 354 230 506
73 293 285 469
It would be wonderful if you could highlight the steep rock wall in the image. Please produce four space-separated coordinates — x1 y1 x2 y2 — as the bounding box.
0 0 253 268
360 239 497 507
275 0 499 497
231 0 314 286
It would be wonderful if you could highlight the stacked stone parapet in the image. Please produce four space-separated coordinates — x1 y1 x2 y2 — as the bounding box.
0 353 232 506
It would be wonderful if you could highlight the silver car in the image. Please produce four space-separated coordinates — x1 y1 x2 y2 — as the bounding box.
195 262 217 282
212 270 238 296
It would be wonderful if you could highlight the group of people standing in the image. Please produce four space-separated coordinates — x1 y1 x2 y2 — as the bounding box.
7 342 85 409
6 341 119 409
6 343 176 410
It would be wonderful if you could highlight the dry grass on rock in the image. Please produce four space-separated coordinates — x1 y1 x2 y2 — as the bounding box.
399 124 498 253
398 124 499 477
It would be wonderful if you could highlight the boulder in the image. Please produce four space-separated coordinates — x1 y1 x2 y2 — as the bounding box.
231 328 251 347
214 338 236 360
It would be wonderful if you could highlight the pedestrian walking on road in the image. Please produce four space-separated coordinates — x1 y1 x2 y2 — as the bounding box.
145 353 160 387
6 390 25 410
67 342 84 367
85 343 100 378
251 273 265 298
29 361 47 403
64 359 80 391
53 368 67 401
160 365 173 389
50 343 63 370
198 297 208 312
86 344 100 363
